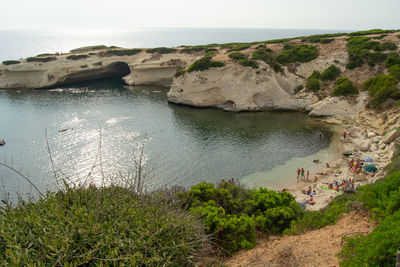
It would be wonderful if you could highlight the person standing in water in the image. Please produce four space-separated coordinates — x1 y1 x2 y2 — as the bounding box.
306 170 310 181
297 168 301 182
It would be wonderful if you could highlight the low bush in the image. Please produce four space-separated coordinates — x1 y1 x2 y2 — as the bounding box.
238 59 259 69
373 41 397 51
66 54 90 60
70 45 108 52
179 182 300 253
389 64 400 79
264 37 297 44
362 74 399 107
2 60 20 65
105 49 142 56
276 44 319 64
302 37 334 44
306 71 321 91
332 77 358 96
339 170 400 266
348 29 395 36
320 64 341 81
146 47 177 54
26 56 57 63
252 48 283 73
228 43 251 51
0 187 207 265
36 53 53 57
228 52 248 61
175 68 186 77
385 52 400 68
186 52 224 72
346 36 388 69
284 193 357 234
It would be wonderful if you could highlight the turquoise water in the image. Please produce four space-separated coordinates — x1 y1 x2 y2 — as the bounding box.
0 78 331 197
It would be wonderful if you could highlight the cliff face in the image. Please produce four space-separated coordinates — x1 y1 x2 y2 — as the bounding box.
0 52 198 89
168 63 313 111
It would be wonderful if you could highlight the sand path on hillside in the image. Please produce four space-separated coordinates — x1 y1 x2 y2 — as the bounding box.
224 211 376 267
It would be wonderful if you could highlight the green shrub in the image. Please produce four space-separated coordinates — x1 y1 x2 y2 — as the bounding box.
306 71 321 91
70 45 108 52
284 193 357 234
374 34 387 39
339 211 400 267
175 68 186 77
228 43 251 51
105 49 142 56
348 29 395 36
252 48 283 73
346 36 388 69
66 54 90 60
276 44 319 64
228 52 248 61
26 56 57 63
374 41 397 51
332 77 358 96
385 52 400 68
0 187 207 265
362 74 399 107
186 52 225 72
36 53 53 57
389 64 400 79
306 78 320 91
302 37 334 44
264 37 297 44
146 47 177 54
238 59 259 69
339 171 400 266
295 84 304 93
321 64 341 81
179 182 300 253
2 60 20 65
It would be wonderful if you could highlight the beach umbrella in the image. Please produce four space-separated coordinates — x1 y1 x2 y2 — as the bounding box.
363 157 374 162
364 164 377 173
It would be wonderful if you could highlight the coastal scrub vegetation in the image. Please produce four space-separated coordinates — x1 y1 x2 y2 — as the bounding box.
276 44 319 64
178 182 301 253
105 49 142 56
186 52 224 72
146 47 177 54
345 36 397 69
238 59 259 69
70 45 108 52
320 64 341 81
66 54 90 60
362 74 400 108
26 56 57 63
0 186 208 265
332 77 358 96
2 60 20 65
252 48 283 73
228 52 248 61
348 29 397 36
306 71 321 91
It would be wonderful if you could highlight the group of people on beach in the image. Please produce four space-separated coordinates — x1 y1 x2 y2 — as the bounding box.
296 168 310 182
349 158 364 175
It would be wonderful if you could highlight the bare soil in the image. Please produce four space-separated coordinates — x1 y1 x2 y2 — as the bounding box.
224 211 376 267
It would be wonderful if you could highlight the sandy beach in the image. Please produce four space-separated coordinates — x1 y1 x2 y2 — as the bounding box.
288 117 394 210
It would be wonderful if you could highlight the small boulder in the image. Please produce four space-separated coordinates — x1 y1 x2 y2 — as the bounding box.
372 136 380 143
370 144 378 152
367 132 376 138
354 174 368 182
378 143 386 150
383 129 400 144
358 140 371 151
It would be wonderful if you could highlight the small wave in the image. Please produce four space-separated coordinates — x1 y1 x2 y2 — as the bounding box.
106 116 132 125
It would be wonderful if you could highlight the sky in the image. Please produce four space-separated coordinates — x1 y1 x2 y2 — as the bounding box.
1 0 399 30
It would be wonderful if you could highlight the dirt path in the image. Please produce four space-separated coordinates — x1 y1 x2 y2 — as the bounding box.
224 211 376 267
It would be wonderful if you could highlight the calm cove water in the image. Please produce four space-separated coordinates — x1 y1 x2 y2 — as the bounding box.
0 28 342 197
